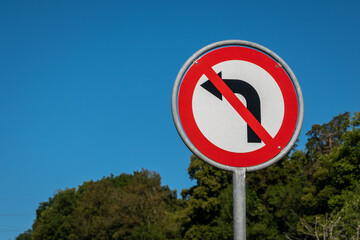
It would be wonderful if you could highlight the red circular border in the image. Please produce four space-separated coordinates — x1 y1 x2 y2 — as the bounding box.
178 46 299 167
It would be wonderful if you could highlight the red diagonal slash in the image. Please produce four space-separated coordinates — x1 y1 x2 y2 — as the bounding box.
202 66 275 147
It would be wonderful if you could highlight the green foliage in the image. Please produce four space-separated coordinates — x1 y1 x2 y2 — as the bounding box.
15 229 32 240
16 112 360 240
179 155 233 239
180 112 360 239
301 113 360 215
290 112 360 239
306 112 351 157
29 169 181 240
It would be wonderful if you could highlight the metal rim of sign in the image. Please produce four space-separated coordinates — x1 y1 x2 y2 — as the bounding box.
172 40 304 172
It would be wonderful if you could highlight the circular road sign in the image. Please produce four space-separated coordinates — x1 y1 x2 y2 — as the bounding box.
172 40 304 171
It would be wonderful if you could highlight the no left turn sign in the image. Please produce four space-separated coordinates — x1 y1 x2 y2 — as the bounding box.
172 40 304 171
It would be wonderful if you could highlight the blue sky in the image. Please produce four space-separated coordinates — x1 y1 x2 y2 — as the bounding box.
0 0 359 239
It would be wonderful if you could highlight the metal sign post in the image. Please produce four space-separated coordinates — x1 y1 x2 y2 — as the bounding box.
172 40 304 240
233 168 246 240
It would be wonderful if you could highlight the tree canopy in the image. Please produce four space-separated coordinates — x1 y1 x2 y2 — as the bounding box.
17 112 360 240
25 170 181 240
178 112 360 240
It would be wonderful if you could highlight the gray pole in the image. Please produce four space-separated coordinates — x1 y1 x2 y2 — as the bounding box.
233 168 246 240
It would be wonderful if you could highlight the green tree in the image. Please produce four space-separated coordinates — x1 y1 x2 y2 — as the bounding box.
306 112 351 158
180 112 360 240
179 155 233 239
15 229 32 240
246 151 307 239
29 169 181 240
300 112 360 215
293 112 360 239
17 112 360 240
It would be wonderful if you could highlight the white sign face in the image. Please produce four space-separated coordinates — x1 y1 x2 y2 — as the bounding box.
192 60 285 153
172 40 303 170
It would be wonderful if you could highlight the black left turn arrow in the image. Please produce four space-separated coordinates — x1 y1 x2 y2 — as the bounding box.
201 72 262 143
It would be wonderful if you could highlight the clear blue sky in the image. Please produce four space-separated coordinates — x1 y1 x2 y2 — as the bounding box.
0 0 359 239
